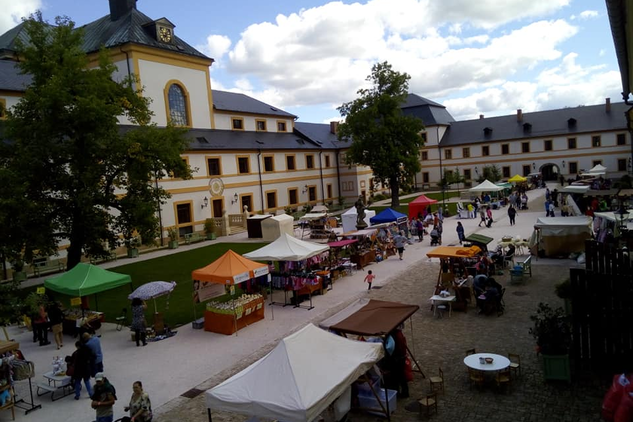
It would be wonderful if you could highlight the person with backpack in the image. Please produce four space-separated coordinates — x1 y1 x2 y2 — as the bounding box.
69 340 94 400
91 372 116 422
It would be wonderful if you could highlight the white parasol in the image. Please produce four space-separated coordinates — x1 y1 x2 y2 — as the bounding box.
128 281 177 313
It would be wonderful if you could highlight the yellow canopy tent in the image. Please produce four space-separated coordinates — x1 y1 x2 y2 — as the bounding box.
508 174 527 183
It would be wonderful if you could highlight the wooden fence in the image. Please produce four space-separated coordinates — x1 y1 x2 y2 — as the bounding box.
570 240 633 371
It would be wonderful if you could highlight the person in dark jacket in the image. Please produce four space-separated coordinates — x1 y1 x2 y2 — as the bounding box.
47 301 65 350
70 341 94 399
507 205 517 226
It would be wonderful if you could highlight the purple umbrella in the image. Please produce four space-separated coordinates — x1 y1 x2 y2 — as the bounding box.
128 281 177 313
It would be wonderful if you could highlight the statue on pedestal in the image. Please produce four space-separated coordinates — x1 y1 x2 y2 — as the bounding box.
355 195 368 230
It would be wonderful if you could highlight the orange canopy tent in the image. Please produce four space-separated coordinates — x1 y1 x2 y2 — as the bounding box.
408 194 438 218
426 245 481 259
192 250 269 285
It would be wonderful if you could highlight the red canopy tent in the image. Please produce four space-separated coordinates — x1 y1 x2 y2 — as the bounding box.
408 194 438 218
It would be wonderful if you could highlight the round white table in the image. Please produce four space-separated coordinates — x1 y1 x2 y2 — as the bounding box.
463 353 510 371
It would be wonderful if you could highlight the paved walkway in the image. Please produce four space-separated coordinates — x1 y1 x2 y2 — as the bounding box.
5 183 606 422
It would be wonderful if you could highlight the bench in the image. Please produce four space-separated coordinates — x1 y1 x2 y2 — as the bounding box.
510 255 532 284
184 232 203 245
89 251 118 265
31 259 64 277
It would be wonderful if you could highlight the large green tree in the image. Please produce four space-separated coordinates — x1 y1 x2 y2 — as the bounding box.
1 13 191 270
337 61 425 208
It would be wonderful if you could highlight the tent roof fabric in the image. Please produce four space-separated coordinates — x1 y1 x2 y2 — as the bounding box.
243 233 329 262
327 239 358 248
464 234 494 245
508 174 527 182
469 180 504 192
589 164 607 172
369 208 407 224
562 185 590 193
192 250 269 285
426 245 482 258
302 213 327 220
44 263 131 297
327 299 420 336
206 324 383 422
534 216 592 236
409 194 438 206
408 195 438 218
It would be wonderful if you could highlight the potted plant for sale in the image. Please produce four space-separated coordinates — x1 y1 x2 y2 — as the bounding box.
204 218 217 240
126 236 141 258
529 302 572 382
167 227 179 249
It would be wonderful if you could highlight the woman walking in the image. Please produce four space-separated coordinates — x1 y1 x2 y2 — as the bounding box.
456 222 465 244
124 381 153 422
131 298 148 347
507 205 517 226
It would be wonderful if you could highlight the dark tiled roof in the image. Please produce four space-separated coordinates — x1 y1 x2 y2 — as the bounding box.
401 93 455 126
80 9 210 60
294 122 348 149
119 125 322 151
0 21 55 59
212 90 296 118
440 102 629 147
0 60 32 92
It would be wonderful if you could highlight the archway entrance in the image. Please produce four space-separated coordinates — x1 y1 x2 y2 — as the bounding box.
540 163 560 181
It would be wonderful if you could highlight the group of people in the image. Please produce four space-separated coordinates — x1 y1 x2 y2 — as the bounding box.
31 300 64 349
472 274 504 315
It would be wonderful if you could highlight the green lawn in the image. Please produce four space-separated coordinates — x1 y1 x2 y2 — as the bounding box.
40 243 266 328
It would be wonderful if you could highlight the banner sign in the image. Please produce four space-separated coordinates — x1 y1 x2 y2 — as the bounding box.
193 281 225 304
70 297 82 306
253 266 269 278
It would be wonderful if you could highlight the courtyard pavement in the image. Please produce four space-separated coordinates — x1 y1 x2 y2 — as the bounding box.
3 184 609 422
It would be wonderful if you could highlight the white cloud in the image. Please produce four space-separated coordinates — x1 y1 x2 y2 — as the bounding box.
197 34 232 61
571 10 599 20
0 0 41 35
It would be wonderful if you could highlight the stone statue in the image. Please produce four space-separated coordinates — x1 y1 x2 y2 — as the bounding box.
355 196 368 230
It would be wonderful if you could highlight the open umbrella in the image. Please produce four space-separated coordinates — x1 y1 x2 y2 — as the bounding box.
128 281 177 313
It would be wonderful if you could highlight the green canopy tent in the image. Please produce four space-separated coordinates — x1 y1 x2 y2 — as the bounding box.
44 263 132 310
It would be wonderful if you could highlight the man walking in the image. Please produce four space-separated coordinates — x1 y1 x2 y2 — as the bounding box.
82 332 104 376
393 231 407 260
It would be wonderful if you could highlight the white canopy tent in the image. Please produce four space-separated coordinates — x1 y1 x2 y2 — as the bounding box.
206 324 384 422
468 179 504 192
341 206 376 233
562 185 590 194
302 212 328 220
261 214 295 242
533 216 592 256
589 164 607 173
243 232 329 262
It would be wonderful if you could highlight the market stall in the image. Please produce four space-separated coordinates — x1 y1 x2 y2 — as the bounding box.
532 216 592 257
128 281 177 335
44 263 132 334
341 206 376 233
246 214 272 239
342 228 380 269
191 250 269 335
261 213 294 242
370 208 408 226
244 233 330 310
407 194 437 219
327 239 358 281
206 324 384 422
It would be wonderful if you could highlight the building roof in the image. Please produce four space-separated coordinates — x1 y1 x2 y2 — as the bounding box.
400 93 455 126
0 9 211 62
0 60 32 92
440 102 628 147
294 122 348 149
212 90 296 118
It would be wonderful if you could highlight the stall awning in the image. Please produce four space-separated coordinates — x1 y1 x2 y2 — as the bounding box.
469 180 504 192
44 263 131 297
243 232 329 262
326 299 420 336
302 212 327 220
464 234 493 245
192 250 269 285
426 246 482 259
327 239 358 248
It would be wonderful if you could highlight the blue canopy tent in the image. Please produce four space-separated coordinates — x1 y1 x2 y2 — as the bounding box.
370 208 408 225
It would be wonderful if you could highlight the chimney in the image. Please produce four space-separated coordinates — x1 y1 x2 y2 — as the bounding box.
109 0 137 21
606 97 611 113
479 114 484 119
517 109 523 122
330 121 339 134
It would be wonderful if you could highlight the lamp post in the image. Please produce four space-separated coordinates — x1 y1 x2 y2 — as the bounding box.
615 203 629 241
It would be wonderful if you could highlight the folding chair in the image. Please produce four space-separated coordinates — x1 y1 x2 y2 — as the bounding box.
115 308 127 331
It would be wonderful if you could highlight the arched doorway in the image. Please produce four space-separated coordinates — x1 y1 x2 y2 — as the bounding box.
540 163 560 181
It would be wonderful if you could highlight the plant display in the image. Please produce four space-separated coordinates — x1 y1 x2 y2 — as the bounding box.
167 227 179 241
206 294 262 316
529 302 571 355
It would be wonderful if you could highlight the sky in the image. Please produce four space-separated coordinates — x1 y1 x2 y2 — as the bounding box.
0 0 624 124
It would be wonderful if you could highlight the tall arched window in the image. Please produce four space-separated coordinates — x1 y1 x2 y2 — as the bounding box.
168 84 189 126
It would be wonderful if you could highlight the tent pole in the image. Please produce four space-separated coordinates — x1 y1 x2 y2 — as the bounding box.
95 294 99 312
269 274 274 321
207 408 212 422
232 289 238 337
409 318 416 365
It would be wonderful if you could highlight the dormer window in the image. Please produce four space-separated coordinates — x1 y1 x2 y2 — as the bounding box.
523 123 532 133
143 17 176 44
483 127 493 136
568 118 577 128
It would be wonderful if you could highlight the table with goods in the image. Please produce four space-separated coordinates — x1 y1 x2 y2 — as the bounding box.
204 294 265 335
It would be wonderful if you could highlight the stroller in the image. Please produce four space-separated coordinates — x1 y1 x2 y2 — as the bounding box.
430 228 440 246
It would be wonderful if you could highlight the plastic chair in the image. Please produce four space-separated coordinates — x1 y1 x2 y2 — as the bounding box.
115 308 127 331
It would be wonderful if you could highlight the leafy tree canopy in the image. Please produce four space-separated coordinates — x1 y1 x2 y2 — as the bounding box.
0 13 192 269
337 62 425 207
477 165 502 183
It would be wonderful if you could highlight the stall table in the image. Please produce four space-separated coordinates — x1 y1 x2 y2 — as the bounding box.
0 340 19 355
204 297 265 335
62 311 104 335
351 250 376 270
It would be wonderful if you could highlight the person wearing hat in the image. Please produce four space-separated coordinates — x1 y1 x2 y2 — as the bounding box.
91 372 116 422
82 332 104 376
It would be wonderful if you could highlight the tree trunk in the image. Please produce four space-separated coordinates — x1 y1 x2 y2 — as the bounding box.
66 242 83 270
390 178 400 208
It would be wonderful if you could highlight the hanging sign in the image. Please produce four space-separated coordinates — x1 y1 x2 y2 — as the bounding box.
253 266 269 278
233 272 250 284
70 297 82 306
229 285 235 296
193 280 225 303
36 287 46 295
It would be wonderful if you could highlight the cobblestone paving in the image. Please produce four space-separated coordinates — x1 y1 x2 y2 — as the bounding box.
158 258 610 422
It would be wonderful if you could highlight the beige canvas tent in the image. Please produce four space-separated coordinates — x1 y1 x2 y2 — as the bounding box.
262 214 295 242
